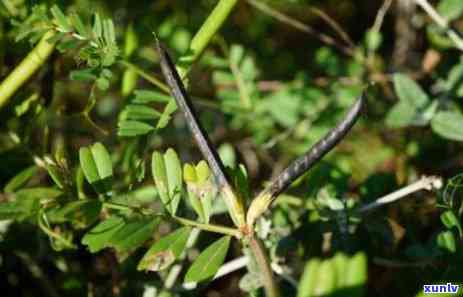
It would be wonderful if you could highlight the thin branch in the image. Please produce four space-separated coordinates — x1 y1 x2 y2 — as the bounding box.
119 60 224 110
247 93 364 227
246 0 354 57
176 0 239 78
309 6 355 48
118 60 169 93
414 0 463 51
368 0 393 64
249 237 280 297
357 175 443 213
371 0 393 33
185 255 296 289
173 216 241 238
155 40 246 228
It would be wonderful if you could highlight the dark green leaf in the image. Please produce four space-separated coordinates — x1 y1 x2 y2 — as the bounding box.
437 230 457 253
48 200 102 228
118 120 155 137
82 216 125 253
109 217 160 252
4 166 37 193
441 210 462 236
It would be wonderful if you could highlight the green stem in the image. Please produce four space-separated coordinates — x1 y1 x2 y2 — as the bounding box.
173 216 241 238
103 201 240 237
248 236 280 297
102 201 133 211
37 211 75 249
119 60 169 93
0 30 56 111
119 59 235 111
176 0 239 78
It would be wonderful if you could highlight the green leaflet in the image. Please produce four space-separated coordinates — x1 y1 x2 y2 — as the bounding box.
79 142 113 194
4 165 37 193
137 227 191 271
82 216 126 253
151 148 183 215
184 161 213 223
109 217 160 252
184 236 231 283
431 111 463 141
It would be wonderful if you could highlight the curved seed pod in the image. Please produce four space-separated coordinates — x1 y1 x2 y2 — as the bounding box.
247 94 364 227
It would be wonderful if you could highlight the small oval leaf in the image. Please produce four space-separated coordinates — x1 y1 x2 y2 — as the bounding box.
431 111 463 141
184 236 231 283
137 227 191 271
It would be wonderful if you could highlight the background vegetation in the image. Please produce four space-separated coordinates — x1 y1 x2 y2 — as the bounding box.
1 0 463 296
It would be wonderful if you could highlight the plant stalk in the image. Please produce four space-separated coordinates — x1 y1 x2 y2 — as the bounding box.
247 94 364 227
414 0 463 51
176 0 239 78
357 175 443 213
248 236 280 297
0 30 56 110
173 216 241 238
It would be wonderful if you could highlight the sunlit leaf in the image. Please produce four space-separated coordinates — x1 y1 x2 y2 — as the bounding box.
79 142 113 193
133 90 171 104
156 100 177 129
118 120 155 137
50 5 71 32
184 236 231 283
431 111 463 141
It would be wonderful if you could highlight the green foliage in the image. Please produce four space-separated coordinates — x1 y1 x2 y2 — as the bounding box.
108 217 160 252
152 149 183 215
79 142 113 194
138 227 191 271
3 165 37 193
184 236 231 283
297 252 367 297
431 111 463 141
81 216 126 253
117 90 177 137
184 161 213 223
386 73 431 128
2 0 463 296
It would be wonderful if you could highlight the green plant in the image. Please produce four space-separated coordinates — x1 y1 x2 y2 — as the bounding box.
2 1 463 297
